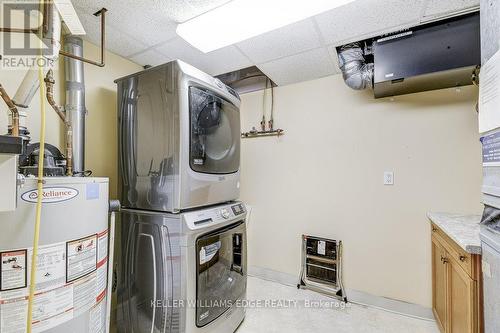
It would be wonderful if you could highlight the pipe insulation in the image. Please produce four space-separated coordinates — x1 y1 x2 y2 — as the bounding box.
64 36 86 175
337 43 374 90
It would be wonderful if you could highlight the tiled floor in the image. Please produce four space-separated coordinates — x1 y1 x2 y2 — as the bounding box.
237 276 439 333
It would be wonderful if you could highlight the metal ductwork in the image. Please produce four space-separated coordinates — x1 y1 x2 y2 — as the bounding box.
337 43 374 91
64 36 86 175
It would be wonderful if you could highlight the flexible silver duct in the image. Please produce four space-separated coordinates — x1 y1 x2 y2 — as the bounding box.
337 43 374 90
64 36 86 175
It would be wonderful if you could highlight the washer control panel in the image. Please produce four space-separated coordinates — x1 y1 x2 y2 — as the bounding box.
231 203 245 216
184 202 246 230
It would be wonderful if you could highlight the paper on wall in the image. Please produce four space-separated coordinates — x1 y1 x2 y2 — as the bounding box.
317 241 326 256
479 48 500 133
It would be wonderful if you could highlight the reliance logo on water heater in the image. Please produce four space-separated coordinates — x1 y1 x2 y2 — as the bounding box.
21 187 79 203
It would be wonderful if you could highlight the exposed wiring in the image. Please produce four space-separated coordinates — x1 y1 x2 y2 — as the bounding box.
27 1 46 331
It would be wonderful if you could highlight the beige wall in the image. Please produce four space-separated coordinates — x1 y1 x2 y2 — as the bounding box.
239 75 483 308
0 31 482 309
82 41 142 198
0 39 141 198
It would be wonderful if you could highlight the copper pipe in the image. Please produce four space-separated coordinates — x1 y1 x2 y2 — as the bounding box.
241 129 285 139
44 70 73 175
58 8 107 68
64 123 73 176
0 0 49 34
0 0 48 34
0 28 39 33
43 1 50 36
0 84 19 137
44 70 65 121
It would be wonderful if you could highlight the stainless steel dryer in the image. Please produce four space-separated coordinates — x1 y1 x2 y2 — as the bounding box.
115 202 248 333
116 60 241 213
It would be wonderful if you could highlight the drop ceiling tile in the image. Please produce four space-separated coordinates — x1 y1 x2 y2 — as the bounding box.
258 48 336 86
153 0 231 23
155 37 252 76
184 0 232 15
105 13 177 46
314 0 425 46
423 0 479 18
78 12 148 57
130 49 171 67
74 0 188 23
327 45 341 74
236 19 322 64
74 0 178 46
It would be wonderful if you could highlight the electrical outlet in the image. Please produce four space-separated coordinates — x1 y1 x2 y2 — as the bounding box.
384 171 394 185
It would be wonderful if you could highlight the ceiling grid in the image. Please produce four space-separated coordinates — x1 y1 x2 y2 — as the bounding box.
64 0 479 86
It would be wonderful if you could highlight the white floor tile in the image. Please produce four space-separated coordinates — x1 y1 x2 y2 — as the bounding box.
237 277 439 333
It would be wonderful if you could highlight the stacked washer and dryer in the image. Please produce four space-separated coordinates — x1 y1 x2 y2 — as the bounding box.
115 60 247 333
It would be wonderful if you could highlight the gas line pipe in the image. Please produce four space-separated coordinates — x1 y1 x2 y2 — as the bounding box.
44 69 73 175
26 1 47 331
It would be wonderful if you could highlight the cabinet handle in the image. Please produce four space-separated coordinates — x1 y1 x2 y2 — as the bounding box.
459 255 466 262
441 256 449 264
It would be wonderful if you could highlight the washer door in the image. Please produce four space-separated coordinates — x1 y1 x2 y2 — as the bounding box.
195 221 247 327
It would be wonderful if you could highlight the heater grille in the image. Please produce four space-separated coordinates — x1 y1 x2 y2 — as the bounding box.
298 235 346 301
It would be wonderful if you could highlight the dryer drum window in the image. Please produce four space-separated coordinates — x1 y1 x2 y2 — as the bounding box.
189 86 240 174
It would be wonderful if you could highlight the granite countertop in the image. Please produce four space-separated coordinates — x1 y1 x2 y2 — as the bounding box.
427 212 482 254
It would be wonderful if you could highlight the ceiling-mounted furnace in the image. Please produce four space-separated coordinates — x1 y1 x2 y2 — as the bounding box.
337 12 481 98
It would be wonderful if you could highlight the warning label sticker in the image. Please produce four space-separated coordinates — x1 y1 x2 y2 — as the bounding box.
89 296 107 333
0 230 109 333
97 230 108 264
34 243 66 293
66 235 98 283
31 284 74 332
199 241 221 265
1 250 27 291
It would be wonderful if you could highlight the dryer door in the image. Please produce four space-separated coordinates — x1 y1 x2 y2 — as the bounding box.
195 221 247 327
189 86 240 174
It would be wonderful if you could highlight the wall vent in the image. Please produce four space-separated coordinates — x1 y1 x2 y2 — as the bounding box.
298 235 346 302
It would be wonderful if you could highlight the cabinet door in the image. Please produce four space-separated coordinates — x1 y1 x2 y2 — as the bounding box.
448 258 475 333
432 236 448 333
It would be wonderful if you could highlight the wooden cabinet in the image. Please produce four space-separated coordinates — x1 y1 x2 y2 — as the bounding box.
431 223 483 333
432 237 448 331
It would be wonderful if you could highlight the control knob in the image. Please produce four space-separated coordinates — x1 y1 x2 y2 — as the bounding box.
220 208 230 219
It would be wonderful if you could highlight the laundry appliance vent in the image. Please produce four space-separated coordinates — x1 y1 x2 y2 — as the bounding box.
298 235 346 301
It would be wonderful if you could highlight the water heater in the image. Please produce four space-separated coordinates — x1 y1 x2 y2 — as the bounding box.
0 177 110 333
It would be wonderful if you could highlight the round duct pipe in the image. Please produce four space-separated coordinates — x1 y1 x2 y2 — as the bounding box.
64 36 86 175
337 43 374 90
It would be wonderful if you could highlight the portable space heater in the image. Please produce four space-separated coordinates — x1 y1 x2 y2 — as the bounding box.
298 235 346 302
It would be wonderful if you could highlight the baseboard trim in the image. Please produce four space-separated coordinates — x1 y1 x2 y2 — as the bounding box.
248 265 435 321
